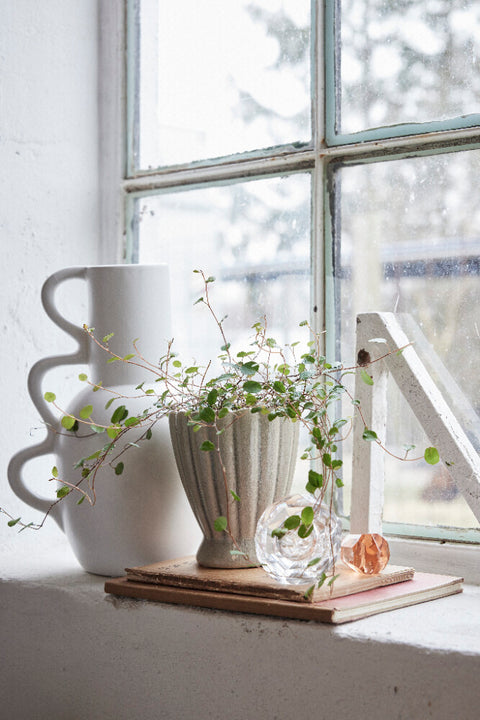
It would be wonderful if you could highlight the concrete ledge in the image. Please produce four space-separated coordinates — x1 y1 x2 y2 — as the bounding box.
1 535 479 720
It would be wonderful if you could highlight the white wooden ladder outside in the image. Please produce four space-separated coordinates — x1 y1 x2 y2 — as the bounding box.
350 312 480 533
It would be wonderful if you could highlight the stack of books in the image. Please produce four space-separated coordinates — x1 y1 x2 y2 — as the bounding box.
104 556 463 624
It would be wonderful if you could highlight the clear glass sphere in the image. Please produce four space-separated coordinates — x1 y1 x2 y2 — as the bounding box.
255 494 342 585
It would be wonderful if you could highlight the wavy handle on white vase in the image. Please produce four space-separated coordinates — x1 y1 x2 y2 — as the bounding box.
8 263 201 574
8 267 89 528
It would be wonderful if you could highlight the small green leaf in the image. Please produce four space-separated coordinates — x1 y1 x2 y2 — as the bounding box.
218 407 229 419
145 428 153 440
8 517 21 527
51 466 59 478
308 469 323 488
105 398 115 409
301 506 314 526
78 373 88 382
124 417 140 427
214 516 228 532
207 389 218 406
360 368 374 386
273 380 286 393
200 440 215 452
84 450 101 461
307 557 321 568
102 332 115 343
44 392 56 403
91 425 105 433
362 429 378 442
303 585 315 600
284 515 301 530
123 353 135 361
56 486 70 499
173 360 182 368
424 447 440 465
328 574 340 587
230 490 240 502
199 406 215 424
79 405 93 420
271 528 287 539
243 380 262 394
238 361 259 376
61 415 76 430
111 405 128 424
331 459 343 470
317 572 327 588
107 425 121 439
106 357 117 364
298 523 314 539
322 453 332 467
77 496 86 505
18 522 34 533
114 462 124 476
335 477 344 488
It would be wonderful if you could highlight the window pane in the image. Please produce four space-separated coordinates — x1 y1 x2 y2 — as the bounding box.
339 0 480 135
334 149 480 533
133 0 311 169
133 174 311 365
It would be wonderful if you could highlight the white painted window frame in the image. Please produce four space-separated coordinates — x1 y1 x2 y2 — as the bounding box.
350 312 480 531
98 0 480 582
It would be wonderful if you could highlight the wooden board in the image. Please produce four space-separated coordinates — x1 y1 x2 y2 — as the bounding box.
124 556 415 604
105 572 463 624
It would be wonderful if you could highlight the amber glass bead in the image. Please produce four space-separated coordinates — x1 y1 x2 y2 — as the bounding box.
341 533 390 575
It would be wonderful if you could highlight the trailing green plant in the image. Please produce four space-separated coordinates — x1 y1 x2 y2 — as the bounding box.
2 270 439 574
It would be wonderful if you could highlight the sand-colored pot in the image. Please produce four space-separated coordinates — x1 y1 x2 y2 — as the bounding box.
169 410 299 568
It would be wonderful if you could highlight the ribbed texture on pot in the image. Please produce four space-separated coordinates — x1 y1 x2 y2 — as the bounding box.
169 411 299 568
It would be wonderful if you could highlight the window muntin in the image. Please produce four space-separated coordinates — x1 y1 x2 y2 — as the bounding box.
132 0 311 172
126 0 480 543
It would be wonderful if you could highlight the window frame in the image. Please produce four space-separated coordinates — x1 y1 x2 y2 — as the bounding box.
99 0 480 581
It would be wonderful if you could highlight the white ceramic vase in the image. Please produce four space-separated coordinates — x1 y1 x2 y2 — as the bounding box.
169 410 299 568
8 264 201 575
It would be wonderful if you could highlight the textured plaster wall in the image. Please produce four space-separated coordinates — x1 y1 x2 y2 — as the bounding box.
0 0 101 542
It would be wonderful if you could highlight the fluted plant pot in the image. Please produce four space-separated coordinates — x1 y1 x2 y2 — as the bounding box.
169 410 299 568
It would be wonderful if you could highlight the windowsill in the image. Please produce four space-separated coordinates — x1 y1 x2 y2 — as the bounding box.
1 532 479 720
